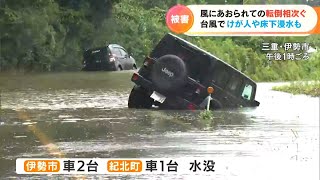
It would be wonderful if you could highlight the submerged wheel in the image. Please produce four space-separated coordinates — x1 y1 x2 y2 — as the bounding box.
210 98 223 110
117 65 123 71
128 86 154 109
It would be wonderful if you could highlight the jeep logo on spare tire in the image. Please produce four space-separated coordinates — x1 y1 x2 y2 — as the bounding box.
161 67 174 78
151 54 187 92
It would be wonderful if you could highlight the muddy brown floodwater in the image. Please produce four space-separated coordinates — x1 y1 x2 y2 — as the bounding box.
0 71 319 180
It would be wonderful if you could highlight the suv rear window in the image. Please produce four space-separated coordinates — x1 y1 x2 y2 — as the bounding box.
84 48 106 63
212 68 230 89
226 74 242 95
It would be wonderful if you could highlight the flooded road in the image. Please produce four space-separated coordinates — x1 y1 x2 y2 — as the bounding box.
0 72 319 180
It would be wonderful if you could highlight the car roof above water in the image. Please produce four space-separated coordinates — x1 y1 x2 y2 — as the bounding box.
109 44 125 49
85 44 124 52
163 33 257 85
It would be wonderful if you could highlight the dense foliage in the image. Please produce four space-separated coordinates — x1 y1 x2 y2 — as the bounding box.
0 0 319 81
272 81 320 96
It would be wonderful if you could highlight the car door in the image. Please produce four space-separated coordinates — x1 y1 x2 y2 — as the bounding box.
111 47 124 69
119 48 131 69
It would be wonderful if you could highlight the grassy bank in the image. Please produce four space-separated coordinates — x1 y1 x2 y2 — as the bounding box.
272 81 320 97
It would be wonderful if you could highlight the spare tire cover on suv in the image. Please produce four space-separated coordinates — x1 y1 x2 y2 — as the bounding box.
151 54 187 92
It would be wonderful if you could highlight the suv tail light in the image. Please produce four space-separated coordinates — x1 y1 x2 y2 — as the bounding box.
109 53 116 62
132 73 139 81
187 103 195 110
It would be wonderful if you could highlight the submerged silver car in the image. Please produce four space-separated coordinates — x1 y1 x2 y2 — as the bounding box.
82 44 137 71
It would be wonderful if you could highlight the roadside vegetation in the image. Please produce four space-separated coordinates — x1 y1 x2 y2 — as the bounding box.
1 0 319 82
272 81 320 97
199 110 214 120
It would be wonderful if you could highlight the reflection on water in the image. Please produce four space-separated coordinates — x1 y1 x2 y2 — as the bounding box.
0 72 319 180
2 90 129 110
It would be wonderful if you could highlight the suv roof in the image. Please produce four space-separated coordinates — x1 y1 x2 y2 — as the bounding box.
109 44 124 48
159 33 256 85
85 44 124 51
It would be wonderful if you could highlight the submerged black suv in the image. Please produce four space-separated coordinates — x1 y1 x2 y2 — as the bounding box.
128 33 260 110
